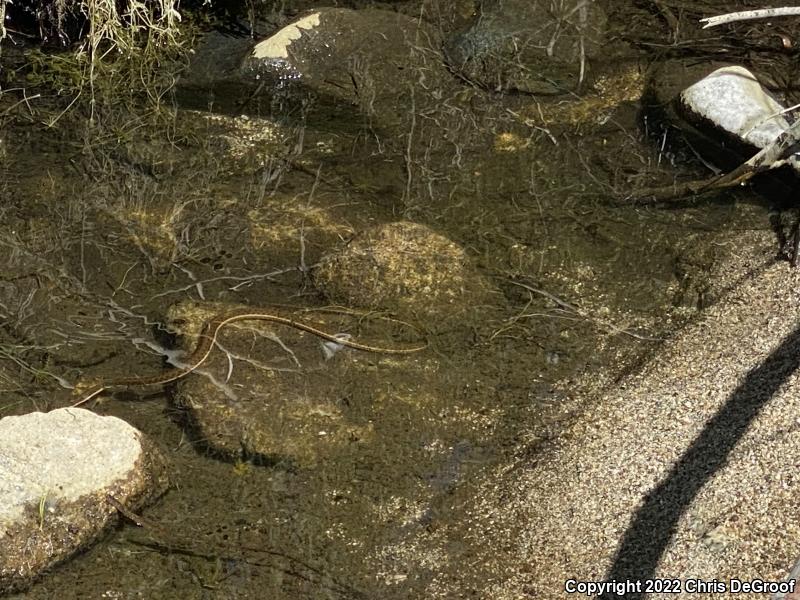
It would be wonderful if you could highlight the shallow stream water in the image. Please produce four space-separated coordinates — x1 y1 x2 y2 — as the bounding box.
0 2 785 597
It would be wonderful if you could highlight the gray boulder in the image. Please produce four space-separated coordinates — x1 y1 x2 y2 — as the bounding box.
645 61 799 175
679 65 799 173
0 408 168 593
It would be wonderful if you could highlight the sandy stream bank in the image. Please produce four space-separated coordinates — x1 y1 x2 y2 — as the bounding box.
499 235 800 598
411 229 800 599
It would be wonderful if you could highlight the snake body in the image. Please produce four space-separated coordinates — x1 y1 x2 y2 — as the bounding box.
71 308 426 407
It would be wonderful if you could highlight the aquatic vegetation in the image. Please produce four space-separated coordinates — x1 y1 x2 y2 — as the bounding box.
12 0 185 126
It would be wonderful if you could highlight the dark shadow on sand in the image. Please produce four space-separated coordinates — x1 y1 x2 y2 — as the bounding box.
601 324 800 599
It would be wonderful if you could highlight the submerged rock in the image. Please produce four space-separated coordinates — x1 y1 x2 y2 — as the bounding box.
445 0 607 94
166 302 422 466
0 408 167 593
177 8 452 131
420 0 480 38
314 221 492 318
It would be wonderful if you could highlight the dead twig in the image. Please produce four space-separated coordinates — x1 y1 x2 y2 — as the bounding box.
106 495 365 598
701 8 800 29
510 280 662 341
632 115 800 203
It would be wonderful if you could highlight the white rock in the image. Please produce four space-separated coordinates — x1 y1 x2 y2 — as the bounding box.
681 66 790 150
0 408 167 594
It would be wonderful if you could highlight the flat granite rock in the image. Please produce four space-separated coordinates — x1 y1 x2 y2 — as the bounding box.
0 408 168 594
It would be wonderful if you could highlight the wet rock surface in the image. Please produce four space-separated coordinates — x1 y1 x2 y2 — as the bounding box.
177 8 453 132
445 0 607 94
0 408 168 594
419 0 478 38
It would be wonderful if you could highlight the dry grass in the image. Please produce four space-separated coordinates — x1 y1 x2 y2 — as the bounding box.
80 0 182 120
17 0 184 130
0 0 6 43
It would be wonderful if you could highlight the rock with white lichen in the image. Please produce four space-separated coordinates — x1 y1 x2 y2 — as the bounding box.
0 408 168 594
176 8 453 132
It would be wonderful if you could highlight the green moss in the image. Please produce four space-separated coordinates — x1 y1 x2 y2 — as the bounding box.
25 49 86 93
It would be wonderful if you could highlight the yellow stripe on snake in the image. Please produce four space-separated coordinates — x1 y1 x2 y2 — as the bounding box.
71 308 427 407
